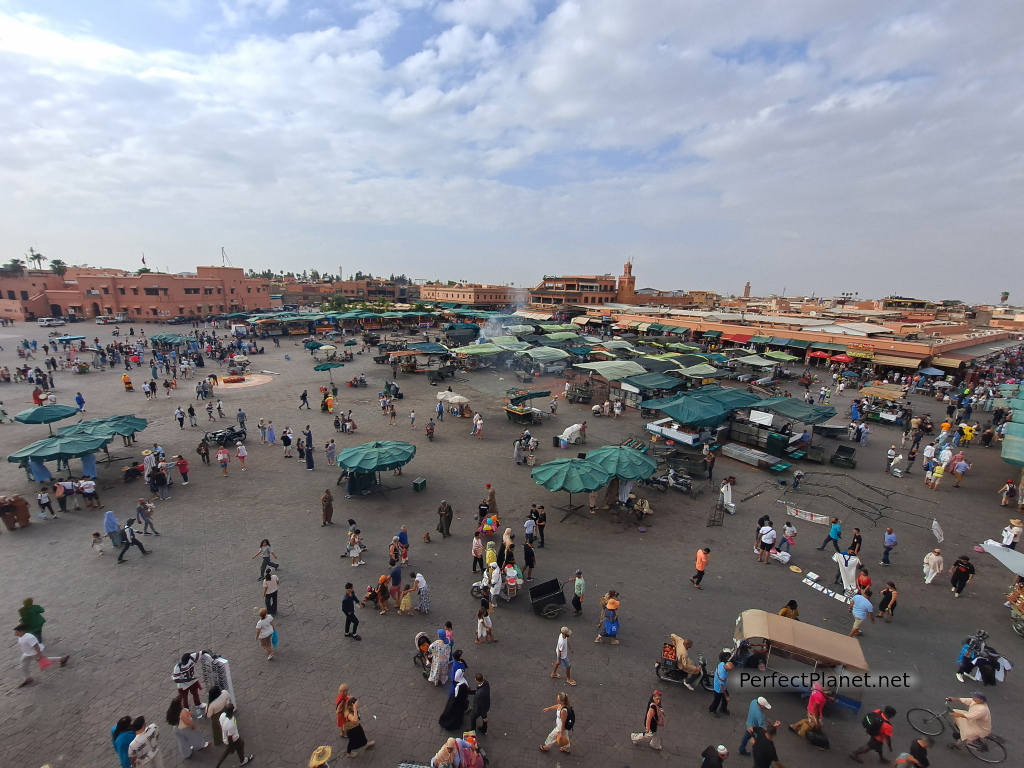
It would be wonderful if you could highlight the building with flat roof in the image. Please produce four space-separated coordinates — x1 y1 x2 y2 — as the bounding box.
419 283 526 309
0 266 276 321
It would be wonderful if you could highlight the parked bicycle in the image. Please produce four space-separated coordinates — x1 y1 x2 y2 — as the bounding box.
906 701 1005 763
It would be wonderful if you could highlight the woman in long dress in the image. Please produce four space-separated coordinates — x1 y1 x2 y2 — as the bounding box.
922 549 944 584
165 698 208 758
427 629 452 686
438 668 470 731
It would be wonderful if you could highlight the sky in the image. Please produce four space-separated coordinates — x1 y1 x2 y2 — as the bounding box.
1 1 1022 303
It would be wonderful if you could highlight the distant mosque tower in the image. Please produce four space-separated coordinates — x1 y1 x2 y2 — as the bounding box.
617 260 636 303
743 281 751 298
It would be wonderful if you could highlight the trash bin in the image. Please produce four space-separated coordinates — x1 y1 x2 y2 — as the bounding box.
552 435 560 448
413 477 427 492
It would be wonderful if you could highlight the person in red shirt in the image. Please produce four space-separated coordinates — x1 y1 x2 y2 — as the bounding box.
335 683 349 735
857 568 873 595
789 682 828 738
849 705 895 763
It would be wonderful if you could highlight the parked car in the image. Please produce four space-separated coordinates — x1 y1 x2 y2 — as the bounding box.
37 317 66 327
167 316 190 325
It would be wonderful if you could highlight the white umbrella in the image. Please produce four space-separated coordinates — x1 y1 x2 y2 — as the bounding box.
437 391 465 402
446 395 469 404
318 345 337 352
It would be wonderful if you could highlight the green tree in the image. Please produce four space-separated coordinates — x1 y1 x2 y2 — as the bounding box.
1000 291 1010 304
136 267 152 275
26 247 46 270
4 258 26 276
49 259 68 276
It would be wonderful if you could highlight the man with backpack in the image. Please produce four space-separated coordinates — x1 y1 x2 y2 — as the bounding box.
849 705 896 763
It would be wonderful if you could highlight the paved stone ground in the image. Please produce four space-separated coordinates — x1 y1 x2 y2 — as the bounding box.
1 326 1022 768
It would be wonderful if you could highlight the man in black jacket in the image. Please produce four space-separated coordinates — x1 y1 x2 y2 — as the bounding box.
470 673 490 734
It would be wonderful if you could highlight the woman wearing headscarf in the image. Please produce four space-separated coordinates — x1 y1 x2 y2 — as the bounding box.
320 490 334 526
431 738 458 768
376 575 391 615
595 590 621 644
485 483 498 516
104 510 122 548
111 715 135 768
427 629 452 686
449 650 467 695
438 668 471 731
484 541 497 568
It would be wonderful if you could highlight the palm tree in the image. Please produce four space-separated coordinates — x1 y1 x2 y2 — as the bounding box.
4 258 26 276
1000 291 1010 304
26 247 46 270
49 259 69 277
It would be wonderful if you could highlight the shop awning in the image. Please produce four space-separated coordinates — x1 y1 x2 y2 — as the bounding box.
749 336 772 344
786 340 811 349
701 330 722 338
872 354 923 368
574 360 648 379
931 356 965 367
810 342 847 351
636 322 652 331
648 323 667 332
768 337 791 346
723 333 752 343
937 338 1023 360
668 326 690 334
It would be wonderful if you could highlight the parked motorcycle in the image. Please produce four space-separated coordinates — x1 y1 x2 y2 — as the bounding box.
204 425 247 447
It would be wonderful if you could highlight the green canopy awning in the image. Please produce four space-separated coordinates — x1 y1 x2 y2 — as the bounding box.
509 391 552 407
677 363 726 378
669 326 690 334
1001 436 1024 468
701 330 722 338
765 351 799 361
648 324 667 332
619 372 686 390
749 336 772 343
8 434 114 463
459 344 504 356
583 445 658 481
574 360 648 379
520 347 570 362
787 340 811 349
768 337 791 345
752 397 837 425
337 441 416 472
658 398 730 427
734 354 777 367
531 458 611 493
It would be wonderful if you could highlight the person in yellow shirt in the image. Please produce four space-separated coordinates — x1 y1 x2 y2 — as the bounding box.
778 600 800 621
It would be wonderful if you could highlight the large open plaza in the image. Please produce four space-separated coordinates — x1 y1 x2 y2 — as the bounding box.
2 322 1023 768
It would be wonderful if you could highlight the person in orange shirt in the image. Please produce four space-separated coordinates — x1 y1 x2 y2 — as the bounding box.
690 548 710 590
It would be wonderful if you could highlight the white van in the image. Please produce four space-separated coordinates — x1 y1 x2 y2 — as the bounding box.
37 317 66 327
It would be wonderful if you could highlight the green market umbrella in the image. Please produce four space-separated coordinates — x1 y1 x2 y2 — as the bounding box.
305 340 324 350
314 361 345 382
58 415 148 438
8 434 114 463
582 445 658 481
15 404 80 435
531 457 611 516
337 441 416 472
344 339 358 346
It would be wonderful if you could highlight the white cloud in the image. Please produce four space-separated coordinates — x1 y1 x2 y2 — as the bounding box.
0 2 1022 300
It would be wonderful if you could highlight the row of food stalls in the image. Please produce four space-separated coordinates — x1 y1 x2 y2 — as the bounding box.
612 317 1023 379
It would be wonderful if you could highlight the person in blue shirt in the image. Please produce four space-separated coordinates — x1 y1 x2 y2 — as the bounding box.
739 697 779 756
74 392 86 412
850 590 874 637
708 652 734 717
111 715 135 768
818 518 842 552
881 528 898 565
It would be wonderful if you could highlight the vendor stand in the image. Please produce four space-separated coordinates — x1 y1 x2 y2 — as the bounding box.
503 389 551 425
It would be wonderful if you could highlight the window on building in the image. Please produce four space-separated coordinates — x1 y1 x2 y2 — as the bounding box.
144 288 160 296
6 291 14 300
132 288 139 295
102 287 109 294
20 291 28 300
119 287 126 295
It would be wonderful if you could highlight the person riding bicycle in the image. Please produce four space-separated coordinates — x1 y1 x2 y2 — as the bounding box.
945 693 991 750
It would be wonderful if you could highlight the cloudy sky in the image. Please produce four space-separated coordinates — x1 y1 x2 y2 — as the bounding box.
1 1 1021 301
